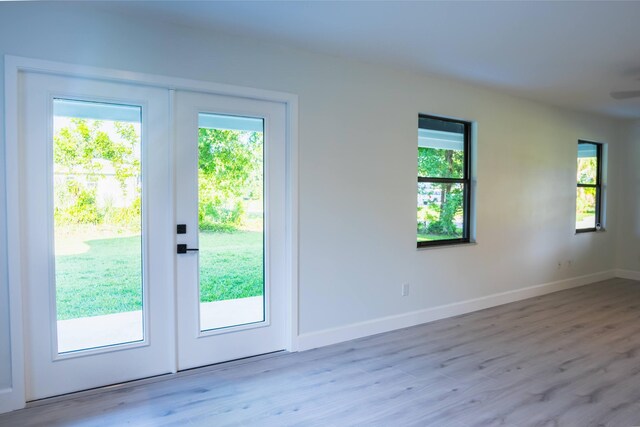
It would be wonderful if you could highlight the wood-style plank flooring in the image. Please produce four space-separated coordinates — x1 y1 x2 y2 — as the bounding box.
3 278 640 426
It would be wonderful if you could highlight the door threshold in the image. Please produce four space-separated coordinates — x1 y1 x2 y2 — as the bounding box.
26 350 287 408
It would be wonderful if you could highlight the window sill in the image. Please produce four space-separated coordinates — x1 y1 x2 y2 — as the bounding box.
417 241 477 251
575 228 606 235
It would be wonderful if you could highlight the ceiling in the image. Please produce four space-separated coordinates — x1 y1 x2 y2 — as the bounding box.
101 1 640 119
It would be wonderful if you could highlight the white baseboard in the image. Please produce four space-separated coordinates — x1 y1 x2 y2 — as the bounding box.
0 387 25 414
297 270 616 351
615 269 640 281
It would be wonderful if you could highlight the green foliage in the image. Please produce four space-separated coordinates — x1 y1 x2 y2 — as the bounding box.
576 157 597 222
54 118 140 229
54 119 139 187
577 157 597 184
426 187 463 236
198 197 244 232
576 187 596 218
198 128 262 231
417 146 464 239
102 196 142 227
54 119 262 233
54 180 102 224
418 147 463 178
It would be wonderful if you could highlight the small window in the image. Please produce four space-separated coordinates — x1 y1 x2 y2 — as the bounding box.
576 141 602 232
417 115 471 247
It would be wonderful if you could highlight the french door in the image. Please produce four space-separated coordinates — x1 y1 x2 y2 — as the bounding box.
174 91 287 370
19 71 288 400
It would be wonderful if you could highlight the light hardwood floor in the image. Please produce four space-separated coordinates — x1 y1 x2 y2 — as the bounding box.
2 278 640 426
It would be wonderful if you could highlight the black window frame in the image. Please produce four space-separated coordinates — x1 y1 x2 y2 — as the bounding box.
417 114 472 248
576 140 602 233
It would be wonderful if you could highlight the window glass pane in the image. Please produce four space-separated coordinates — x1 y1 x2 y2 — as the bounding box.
197 113 265 331
577 143 598 184
576 187 597 229
53 99 143 353
417 182 465 242
418 118 465 179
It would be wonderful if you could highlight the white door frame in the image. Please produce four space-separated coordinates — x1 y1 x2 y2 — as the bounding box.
3 55 299 412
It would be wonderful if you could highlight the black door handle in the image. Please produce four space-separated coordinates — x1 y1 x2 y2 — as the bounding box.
177 244 199 254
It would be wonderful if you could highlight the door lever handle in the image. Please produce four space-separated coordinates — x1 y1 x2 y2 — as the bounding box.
177 244 199 254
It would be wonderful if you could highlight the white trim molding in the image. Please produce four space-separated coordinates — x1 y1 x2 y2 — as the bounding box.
3 55 27 413
615 269 640 281
297 270 617 351
2 55 299 414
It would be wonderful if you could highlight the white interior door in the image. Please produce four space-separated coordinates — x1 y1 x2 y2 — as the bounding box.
20 71 174 400
174 91 287 370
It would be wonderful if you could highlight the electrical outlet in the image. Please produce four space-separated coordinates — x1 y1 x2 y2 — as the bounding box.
402 283 410 297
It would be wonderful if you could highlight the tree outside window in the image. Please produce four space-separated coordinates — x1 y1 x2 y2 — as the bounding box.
417 115 471 247
576 141 602 232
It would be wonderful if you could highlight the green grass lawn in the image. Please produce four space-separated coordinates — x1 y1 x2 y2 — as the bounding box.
55 231 263 320
576 211 595 222
417 232 461 242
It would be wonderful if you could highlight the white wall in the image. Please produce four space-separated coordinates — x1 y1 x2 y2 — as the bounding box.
0 3 626 404
616 120 640 272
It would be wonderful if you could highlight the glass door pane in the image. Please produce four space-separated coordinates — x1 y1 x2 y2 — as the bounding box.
197 113 265 331
53 99 144 353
